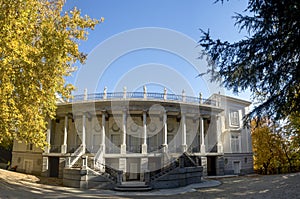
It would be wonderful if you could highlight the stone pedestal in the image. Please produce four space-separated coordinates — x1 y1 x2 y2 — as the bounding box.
41 156 49 177
161 144 168 153
120 144 126 154
61 144 67 154
217 144 223 153
141 144 147 154
216 156 225 176
119 158 127 181
181 144 187 153
201 156 208 176
140 157 148 181
201 145 206 154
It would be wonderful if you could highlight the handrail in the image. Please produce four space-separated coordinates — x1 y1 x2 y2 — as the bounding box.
182 152 197 167
66 144 84 168
94 162 119 183
149 159 179 181
94 146 104 170
67 92 219 107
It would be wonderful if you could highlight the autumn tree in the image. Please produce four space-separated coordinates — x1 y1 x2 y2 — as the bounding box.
252 117 300 174
251 119 283 174
279 113 300 172
199 0 300 122
0 0 101 148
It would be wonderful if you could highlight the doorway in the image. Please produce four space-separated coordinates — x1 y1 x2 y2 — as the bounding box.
49 157 59 177
24 159 33 174
207 156 217 176
126 158 140 181
233 161 240 174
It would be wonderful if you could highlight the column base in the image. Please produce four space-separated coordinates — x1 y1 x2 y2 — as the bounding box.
81 155 88 170
99 144 105 154
61 145 67 154
120 144 126 154
44 146 50 154
141 144 147 154
41 157 49 177
119 158 126 182
217 144 223 153
201 156 208 176
181 144 187 153
161 144 168 153
201 145 206 154
140 157 148 181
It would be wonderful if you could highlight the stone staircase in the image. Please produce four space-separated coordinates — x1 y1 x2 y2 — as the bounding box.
114 181 152 192
149 159 179 182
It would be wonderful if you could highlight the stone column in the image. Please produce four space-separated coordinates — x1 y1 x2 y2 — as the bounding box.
45 119 51 153
182 89 186 102
140 157 148 181
201 156 208 176
82 113 86 154
200 117 206 154
121 109 127 154
142 111 147 154
101 111 106 152
181 113 187 152
41 156 49 177
216 115 223 153
162 111 168 152
119 158 126 181
143 85 147 99
61 115 68 153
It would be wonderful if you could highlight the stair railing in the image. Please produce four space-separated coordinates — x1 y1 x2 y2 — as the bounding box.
65 144 84 168
182 152 198 167
149 159 179 181
94 146 104 171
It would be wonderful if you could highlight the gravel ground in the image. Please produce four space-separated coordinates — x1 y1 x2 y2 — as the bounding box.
0 169 299 199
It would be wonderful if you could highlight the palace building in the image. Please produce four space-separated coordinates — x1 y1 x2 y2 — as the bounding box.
11 87 253 189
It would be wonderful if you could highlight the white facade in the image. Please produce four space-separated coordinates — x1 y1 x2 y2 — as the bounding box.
12 90 253 182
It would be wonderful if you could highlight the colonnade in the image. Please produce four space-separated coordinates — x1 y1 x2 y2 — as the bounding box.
45 110 221 155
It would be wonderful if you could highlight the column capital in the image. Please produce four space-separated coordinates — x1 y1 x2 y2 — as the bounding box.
101 110 108 118
180 111 187 115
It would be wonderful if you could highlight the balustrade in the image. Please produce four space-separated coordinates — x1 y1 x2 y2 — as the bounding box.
68 91 218 107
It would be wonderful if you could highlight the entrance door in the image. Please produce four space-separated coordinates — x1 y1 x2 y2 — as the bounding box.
207 156 217 176
129 163 138 180
233 161 240 174
24 160 33 174
49 157 59 177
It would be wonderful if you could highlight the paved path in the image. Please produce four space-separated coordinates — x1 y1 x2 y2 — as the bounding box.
0 169 300 199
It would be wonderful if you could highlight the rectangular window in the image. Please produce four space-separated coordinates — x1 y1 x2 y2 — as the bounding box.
230 110 239 126
26 143 33 151
231 135 240 153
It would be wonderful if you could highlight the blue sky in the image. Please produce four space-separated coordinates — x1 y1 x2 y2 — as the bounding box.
63 0 252 101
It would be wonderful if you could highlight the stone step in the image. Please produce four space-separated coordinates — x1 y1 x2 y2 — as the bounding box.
113 181 152 192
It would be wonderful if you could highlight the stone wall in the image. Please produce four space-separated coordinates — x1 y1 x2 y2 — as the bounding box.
63 168 114 189
11 151 42 175
149 166 203 189
224 153 254 175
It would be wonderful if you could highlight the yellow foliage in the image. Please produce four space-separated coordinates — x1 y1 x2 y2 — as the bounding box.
0 0 102 148
251 119 284 174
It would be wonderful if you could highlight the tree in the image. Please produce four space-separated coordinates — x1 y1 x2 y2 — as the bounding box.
199 0 300 122
252 117 300 174
0 0 101 148
251 118 283 174
280 113 300 172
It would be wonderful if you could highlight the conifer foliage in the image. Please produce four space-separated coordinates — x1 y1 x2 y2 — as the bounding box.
199 0 300 121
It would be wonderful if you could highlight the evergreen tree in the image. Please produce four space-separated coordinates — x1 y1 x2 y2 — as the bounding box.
199 0 300 121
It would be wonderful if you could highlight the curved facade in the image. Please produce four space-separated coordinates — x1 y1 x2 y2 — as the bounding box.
11 90 253 188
